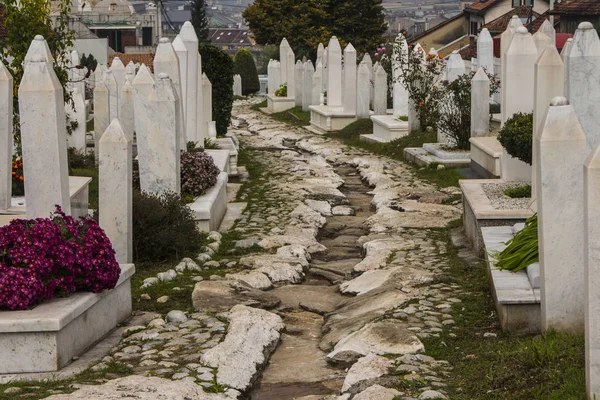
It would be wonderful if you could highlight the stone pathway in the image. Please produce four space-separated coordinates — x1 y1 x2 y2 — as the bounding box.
22 98 469 399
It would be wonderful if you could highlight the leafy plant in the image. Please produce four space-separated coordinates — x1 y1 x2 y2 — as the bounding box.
397 115 408 121
492 214 538 273
490 102 501 114
11 155 24 196
275 83 288 97
0 206 120 310
68 147 96 171
204 138 219 149
498 112 533 165
233 48 260 95
181 151 220 197
505 185 531 199
199 43 234 136
132 191 204 262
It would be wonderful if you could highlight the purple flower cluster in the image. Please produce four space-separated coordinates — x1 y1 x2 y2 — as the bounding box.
181 152 220 197
0 206 120 310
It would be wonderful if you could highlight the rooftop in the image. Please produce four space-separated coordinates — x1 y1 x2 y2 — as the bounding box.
483 5 540 32
549 0 600 15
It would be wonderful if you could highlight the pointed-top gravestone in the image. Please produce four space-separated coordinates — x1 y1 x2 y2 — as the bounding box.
295 60 304 106
562 38 573 61
154 37 183 115
317 43 325 60
119 80 135 141
286 48 295 98
503 26 538 124
357 61 370 119
272 61 281 95
501 15 524 122
312 62 323 107
393 34 409 117
565 22 600 149
534 30 554 58
539 19 556 47
94 80 110 155
478 28 494 73
125 60 136 82
133 64 156 191
179 21 199 144
446 50 466 82
302 61 314 112
267 59 274 95
104 69 118 121
0 62 12 210
24 35 54 65
471 68 490 137
19 36 70 218
536 96 587 335
110 56 126 96
99 118 132 264
343 43 357 114
202 72 212 128
172 34 188 134
327 36 342 107
280 38 291 85
373 66 387 115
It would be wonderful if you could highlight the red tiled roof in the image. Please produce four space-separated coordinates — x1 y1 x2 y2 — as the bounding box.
108 53 154 72
550 0 600 15
483 6 541 32
467 0 501 12
459 43 477 60
525 12 561 33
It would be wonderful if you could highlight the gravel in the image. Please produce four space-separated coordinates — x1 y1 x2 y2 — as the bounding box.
481 182 534 210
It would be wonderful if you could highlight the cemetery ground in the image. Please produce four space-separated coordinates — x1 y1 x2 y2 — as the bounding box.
0 99 586 399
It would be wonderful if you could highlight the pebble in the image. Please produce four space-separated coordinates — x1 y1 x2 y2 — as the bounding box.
483 332 497 338
204 261 220 268
419 390 448 399
140 294 151 301
157 296 169 303
192 276 204 282
165 310 188 324
3 387 22 394
196 253 211 263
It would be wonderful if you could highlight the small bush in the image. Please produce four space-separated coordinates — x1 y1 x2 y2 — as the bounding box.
498 112 533 165
68 147 96 171
181 151 220 197
490 102 501 114
199 43 234 136
505 185 531 198
132 191 204 262
233 48 260 95
275 83 287 97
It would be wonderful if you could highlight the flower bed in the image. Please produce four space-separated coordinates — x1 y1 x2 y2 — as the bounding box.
0 206 120 310
181 151 220 197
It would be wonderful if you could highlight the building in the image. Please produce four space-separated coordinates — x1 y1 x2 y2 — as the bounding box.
549 0 600 34
465 0 550 35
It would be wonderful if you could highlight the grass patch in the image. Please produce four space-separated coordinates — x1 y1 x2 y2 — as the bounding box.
86 118 94 132
412 228 585 399
250 99 267 111
271 106 311 127
71 168 98 209
505 185 531 199
328 119 461 188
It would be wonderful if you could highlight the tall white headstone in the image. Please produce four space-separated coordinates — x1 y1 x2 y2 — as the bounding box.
357 60 371 118
536 97 587 334
302 61 314 112
373 66 387 115
317 43 325 61
539 19 556 48
343 43 357 114
327 36 342 107
501 16 524 123
66 87 87 152
267 59 274 95
312 66 323 107
99 119 132 264
110 56 126 100
143 73 181 195
195 52 205 146
446 50 466 82
392 34 409 117
533 30 554 58
119 80 135 140
273 61 281 93
132 64 156 191
180 21 199 144
233 74 242 96
503 27 538 124
280 38 291 84
172 35 188 136
93 81 110 147
471 68 490 137
202 73 213 129
478 28 494 74
125 61 136 82
286 49 295 98
104 69 118 122
19 35 70 217
154 38 182 118
0 62 12 210
295 60 303 106
565 22 600 149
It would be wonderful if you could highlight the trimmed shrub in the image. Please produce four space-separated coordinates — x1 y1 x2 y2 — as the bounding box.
498 112 533 165
199 43 234 136
233 48 260 95
181 152 220 197
0 206 120 310
132 191 204 262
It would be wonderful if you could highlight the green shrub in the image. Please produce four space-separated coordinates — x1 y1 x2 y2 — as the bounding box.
490 102 501 114
132 191 204 262
498 112 533 165
275 83 287 97
233 48 260 95
199 43 234 136
68 147 96 172
505 185 531 199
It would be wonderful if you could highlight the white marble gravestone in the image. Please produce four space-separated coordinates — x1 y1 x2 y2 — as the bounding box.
536 97 587 334
142 73 181 195
110 57 126 100
343 43 357 114
565 22 600 150
104 69 118 122
503 26 537 124
19 35 71 218
303 61 314 112
66 87 87 152
500 16 524 123
93 80 110 146
132 64 156 192
233 74 242 96
533 30 554 58
286 49 295 99
539 19 556 47
154 38 183 120
0 62 12 210
272 61 281 93
180 22 199 144
477 28 494 74
392 34 409 117
202 72 213 132
312 65 323 107
125 61 136 82
357 61 371 119
119 80 135 140
295 60 304 106
195 53 205 146
373 66 387 116
471 68 490 137
172 35 188 136
280 38 291 85
446 50 466 82
99 119 132 264
327 37 343 107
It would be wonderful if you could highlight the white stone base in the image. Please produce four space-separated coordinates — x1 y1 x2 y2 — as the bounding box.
309 105 357 133
469 136 503 178
204 149 231 175
403 144 471 168
189 172 228 232
267 95 295 113
501 149 531 182
0 264 134 374
215 137 239 176
368 115 409 143
0 176 92 218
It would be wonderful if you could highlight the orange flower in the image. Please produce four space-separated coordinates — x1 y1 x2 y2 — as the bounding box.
419 102 425 108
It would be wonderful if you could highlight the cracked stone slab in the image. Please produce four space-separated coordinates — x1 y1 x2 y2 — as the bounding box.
341 354 394 393
352 384 401 400
192 280 280 313
339 268 401 296
201 305 284 391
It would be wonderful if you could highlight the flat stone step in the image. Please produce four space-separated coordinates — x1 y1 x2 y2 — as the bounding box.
310 268 344 284
311 258 363 276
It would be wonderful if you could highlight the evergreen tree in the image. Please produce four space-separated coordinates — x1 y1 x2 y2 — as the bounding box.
233 48 260 95
190 0 210 42
199 43 233 135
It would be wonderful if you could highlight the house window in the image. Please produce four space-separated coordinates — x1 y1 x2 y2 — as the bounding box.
470 21 479 35
513 0 533 6
110 3 117 11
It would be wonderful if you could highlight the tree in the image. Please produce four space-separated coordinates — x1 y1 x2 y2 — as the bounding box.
233 48 260 95
190 0 209 42
0 0 75 151
199 43 233 136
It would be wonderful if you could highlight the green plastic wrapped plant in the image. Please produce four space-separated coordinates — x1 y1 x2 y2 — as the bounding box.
492 214 538 273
